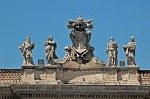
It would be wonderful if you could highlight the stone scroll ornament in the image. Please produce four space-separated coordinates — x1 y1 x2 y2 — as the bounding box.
45 36 58 65
123 36 136 66
64 17 95 64
19 37 34 65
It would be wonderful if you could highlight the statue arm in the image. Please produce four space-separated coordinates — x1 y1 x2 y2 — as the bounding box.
31 42 35 50
130 42 136 50
45 41 52 46
18 45 23 53
19 43 25 53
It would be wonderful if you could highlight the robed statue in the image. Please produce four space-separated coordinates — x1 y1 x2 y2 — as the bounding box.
19 37 34 65
106 37 118 66
123 36 136 66
45 36 58 64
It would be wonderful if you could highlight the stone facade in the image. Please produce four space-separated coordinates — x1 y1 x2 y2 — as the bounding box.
0 65 149 99
0 85 150 99
0 65 141 85
0 17 150 99
0 68 149 85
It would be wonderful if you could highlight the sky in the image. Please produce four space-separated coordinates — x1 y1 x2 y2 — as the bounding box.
0 0 150 69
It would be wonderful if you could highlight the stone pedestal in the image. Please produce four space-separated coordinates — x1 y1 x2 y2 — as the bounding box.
44 65 58 84
22 65 59 84
117 66 128 85
22 66 35 84
104 66 118 85
126 66 140 85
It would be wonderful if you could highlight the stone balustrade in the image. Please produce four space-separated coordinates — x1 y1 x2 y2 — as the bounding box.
0 69 22 85
139 70 150 85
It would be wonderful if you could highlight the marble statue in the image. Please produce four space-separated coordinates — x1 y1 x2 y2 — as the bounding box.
19 37 34 65
45 36 58 64
106 37 118 66
123 36 136 66
64 17 95 63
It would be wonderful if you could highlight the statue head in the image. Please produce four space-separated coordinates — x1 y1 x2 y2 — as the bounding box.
48 36 53 41
130 36 135 42
26 37 30 43
110 37 114 42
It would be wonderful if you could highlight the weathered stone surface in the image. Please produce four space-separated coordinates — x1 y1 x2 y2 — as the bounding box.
0 85 149 99
22 66 58 84
60 57 105 70
0 64 140 85
10 84 150 93
126 66 140 85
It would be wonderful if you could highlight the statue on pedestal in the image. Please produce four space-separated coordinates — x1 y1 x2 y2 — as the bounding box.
45 36 58 64
19 37 34 65
123 36 136 66
106 37 118 66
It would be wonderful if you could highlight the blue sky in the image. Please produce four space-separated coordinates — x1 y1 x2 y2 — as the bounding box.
0 0 150 69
